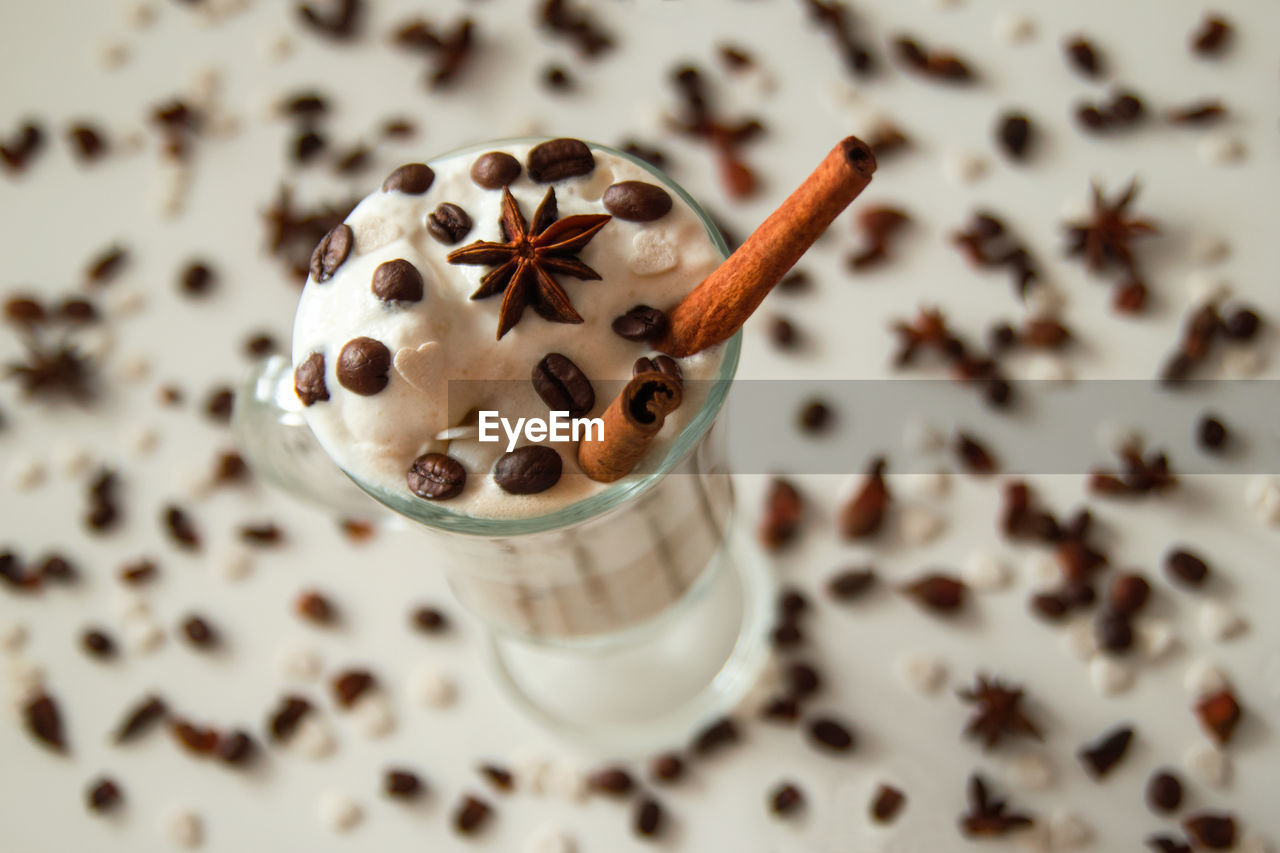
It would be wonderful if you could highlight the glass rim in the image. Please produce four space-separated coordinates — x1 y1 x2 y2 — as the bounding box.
341 136 741 537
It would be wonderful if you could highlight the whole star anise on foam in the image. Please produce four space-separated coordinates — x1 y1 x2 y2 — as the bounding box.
1064 179 1159 278
959 773 1034 837
447 187 611 339
957 674 1042 749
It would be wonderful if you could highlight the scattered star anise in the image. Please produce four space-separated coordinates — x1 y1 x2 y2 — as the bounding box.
447 187 611 339
669 65 765 198
889 308 1013 409
1089 438 1178 498
390 16 476 89
263 185 359 282
958 675 1042 749
7 341 97 402
1064 180 1159 311
959 773 1034 837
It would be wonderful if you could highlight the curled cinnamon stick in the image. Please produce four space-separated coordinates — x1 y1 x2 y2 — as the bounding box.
578 372 683 483
655 136 877 358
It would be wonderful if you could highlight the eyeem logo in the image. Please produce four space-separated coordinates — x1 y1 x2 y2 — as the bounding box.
478 411 605 453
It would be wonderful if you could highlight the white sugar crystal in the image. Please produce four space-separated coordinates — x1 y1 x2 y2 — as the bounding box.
77 326 115 361
544 760 588 802
1048 811 1093 849
263 33 295 62
155 161 192 219
1026 355 1072 382
317 791 362 833
1023 281 1064 319
1198 133 1246 166
524 823 577 853
902 418 945 454
1183 741 1231 788
126 619 166 654
512 747 552 795
1183 659 1229 696
898 504 945 546
352 693 395 738
294 715 336 759
1008 751 1054 791
10 458 46 491
1222 346 1267 378
1062 618 1098 661
1188 232 1230 265
55 444 94 477
896 653 947 694
164 810 203 848
126 2 157 28
963 549 1010 591
942 150 988 185
115 591 151 621
1015 822 1051 853
1027 554 1060 585
993 11 1036 44
129 425 160 457
410 665 457 708
0 622 28 655
6 658 45 697
1089 657 1134 697
116 352 152 382
216 547 253 582
1136 619 1177 661
1185 271 1232 305
1245 476 1274 509
278 644 322 682
100 41 130 70
354 217 403 255
189 67 222 106
1199 599 1246 642
909 470 952 499
107 289 146 317
627 230 679 276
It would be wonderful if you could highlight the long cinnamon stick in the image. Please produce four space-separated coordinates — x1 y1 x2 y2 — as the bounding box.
655 136 877 358
578 372 683 483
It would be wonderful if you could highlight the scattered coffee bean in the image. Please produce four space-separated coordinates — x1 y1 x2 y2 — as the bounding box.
771 620 804 650
996 112 1033 160
632 355 683 385
760 695 801 723
1030 592 1070 622
798 399 832 433
1147 834 1192 853
164 505 201 550
479 763 515 792
181 616 218 648
807 717 855 753
24 692 67 752
309 224 353 282
411 605 449 633
1191 16 1232 56
427 203 473 244
1146 770 1183 814
902 574 967 614
784 661 821 699
954 432 997 474
588 766 634 796
244 332 277 357
1194 689 1241 745
39 554 77 583
493 445 562 495
205 387 235 423
179 262 216 296
268 696 312 741
385 769 423 798
1183 813 1236 849
171 719 219 754
332 669 376 708
612 305 670 341
1166 100 1227 125
1064 36 1104 77
1078 725 1133 778
371 259 425 303
1108 574 1151 615
407 452 467 501
296 590 338 625
67 124 108 162
759 478 803 549
827 567 877 602
769 781 805 816
650 753 685 783
603 181 673 222
470 151 521 189
294 353 329 406
778 587 810 618
634 796 664 837
1165 548 1210 588
114 695 168 743
542 64 574 91
87 778 122 812
870 784 906 823
531 353 594 417
527 138 594 182
691 716 739 756
293 130 326 164
82 628 117 659
1196 414 1228 451
1223 307 1260 340
453 794 492 835
382 163 435 194
337 337 391 395
86 244 128 285
218 730 256 765
769 316 799 349
839 457 889 538
1096 611 1134 653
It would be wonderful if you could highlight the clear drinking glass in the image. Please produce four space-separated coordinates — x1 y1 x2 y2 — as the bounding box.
233 140 774 751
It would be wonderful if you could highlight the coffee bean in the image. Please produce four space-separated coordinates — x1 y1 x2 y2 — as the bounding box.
798 400 832 433
411 605 450 632
807 717 855 753
1146 770 1183 813
179 261 216 296
371 259 424 303
784 661 821 698
332 669 376 708
337 337 391 395
268 696 313 740
385 769 423 798
1223 307 1260 340
453 794 492 834
427 202 473 244
114 696 167 743
770 782 805 816
996 113 1032 160
309 224 353 282
82 628 116 659
1183 814 1236 849
293 129 326 164
612 305 670 341
1191 16 1232 56
870 784 906 823
296 591 337 625
494 445 562 494
182 615 218 648
1062 580 1097 609
1165 548 1210 587
603 181 673 222
632 355 682 384
470 151 522 189
218 730 256 765
1078 725 1133 778
827 567 876 602
1110 91 1144 123
588 767 634 796
407 453 466 500
650 753 684 783
87 778 123 812
1197 414 1228 451
382 163 435 194
1064 36 1103 77
634 796 664 837
294 353 329 406
778 587 810 617
691 716 739 755
1108 573 1151 615
526 138 594 182
1096 610 1134 653
531 353 594 417
1030 592 1069 621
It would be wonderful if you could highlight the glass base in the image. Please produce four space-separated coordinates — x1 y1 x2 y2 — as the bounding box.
486 515 775 754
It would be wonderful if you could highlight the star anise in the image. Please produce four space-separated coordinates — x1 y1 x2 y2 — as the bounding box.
447 187 611 339
1064 179 1159 278
958 675 1042 749
959 773 1034 837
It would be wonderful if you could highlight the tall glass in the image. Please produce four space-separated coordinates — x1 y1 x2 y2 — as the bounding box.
233 140 774 751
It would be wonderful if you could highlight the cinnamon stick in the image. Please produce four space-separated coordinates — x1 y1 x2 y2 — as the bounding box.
655 136 877 358
578 372 683 483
